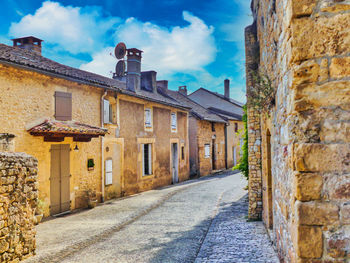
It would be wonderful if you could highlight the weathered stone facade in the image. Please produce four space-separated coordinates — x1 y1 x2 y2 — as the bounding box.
246 0 350 262
0 152 38 262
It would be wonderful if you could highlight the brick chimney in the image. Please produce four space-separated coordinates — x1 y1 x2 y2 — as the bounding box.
12 36 43 55
224 79 230 99
126 48 142 92
141 71 157 93
157 80 168 90
178 86 187 96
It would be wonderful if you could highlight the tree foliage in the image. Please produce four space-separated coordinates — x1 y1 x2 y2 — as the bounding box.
233 105 249 180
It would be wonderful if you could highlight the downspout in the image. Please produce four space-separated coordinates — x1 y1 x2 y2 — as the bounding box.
101 90 108 203
225 124 228 169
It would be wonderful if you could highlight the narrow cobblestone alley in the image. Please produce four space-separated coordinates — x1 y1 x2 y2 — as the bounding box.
25 171 278 263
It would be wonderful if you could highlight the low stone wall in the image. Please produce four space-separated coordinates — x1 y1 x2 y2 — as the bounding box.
0 152 38 262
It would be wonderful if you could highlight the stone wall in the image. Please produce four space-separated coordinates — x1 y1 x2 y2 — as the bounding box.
246 0 350 262
197 120 226 176
0 152 38 262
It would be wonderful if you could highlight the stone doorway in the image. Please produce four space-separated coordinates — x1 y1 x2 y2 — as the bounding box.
266 130 273 229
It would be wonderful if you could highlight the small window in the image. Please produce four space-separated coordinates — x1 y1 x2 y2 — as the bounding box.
104 99 110 124
55 91 72 121
143 144 152 176
204 144 210 158
145 108 152 128
235 123 238 133
181 146 185 160
211 122 215 132
171 112 177 130
87 159 94 171
109 104 113 123
105 159 113 185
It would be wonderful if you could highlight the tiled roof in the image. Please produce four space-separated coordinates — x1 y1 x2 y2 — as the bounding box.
0 43 189 110
27 119 107 136
191 88 245 107
0 44 122 88
162 89 226 123
207 107 243 121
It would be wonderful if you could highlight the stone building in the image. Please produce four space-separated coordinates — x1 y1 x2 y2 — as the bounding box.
245 0 350 262
188 82 244 168
162 85 227 177
0 36 190 217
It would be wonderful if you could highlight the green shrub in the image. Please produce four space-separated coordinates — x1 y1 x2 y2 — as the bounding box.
233 105 249 180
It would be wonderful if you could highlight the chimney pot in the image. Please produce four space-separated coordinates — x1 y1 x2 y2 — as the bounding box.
126 48 143 92
224 79 230 99
11 36 43 55
178 86 187 96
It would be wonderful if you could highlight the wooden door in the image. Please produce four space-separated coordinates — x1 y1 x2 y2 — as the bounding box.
172 143 179 184
212 139 216 170
50 144 70 215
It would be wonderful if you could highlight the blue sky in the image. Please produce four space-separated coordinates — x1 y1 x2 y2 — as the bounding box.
1 0 252 103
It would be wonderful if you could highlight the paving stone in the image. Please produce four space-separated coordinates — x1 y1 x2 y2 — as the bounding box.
195 194 279 263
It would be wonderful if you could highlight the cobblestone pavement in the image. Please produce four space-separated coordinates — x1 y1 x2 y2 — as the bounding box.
26 171 279 263
195 194 279 263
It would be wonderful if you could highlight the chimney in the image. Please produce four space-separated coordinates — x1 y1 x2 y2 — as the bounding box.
126 48 142 92
224 79 230 99
178 86 187 96
141 71 157 93
12 36 43 55
157 80 168 90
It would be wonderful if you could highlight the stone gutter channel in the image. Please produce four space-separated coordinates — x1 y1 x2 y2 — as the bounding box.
24 171 232 263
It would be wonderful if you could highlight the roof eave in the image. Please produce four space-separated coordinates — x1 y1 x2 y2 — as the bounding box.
0 60 118 91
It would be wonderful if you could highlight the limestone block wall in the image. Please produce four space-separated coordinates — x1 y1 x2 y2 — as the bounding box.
247 0 350 262
0 152 38 262
197 121 226 176
245 23 263 221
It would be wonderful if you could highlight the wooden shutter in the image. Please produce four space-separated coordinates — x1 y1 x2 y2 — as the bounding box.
204 144 210 158
55 91 72 121
145 108 152 127
148 144 152 174
171 113 177 130
103 100 110 124
105 159 113 185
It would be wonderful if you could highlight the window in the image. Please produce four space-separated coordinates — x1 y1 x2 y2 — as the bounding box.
181 146 185 160
204 144 210 158
235 123 238 133
55 91 72 121
142 144 152 176
145 108 152 128
211 122 215 132
103 99 111 124
105 159 113 185
171 112 177 131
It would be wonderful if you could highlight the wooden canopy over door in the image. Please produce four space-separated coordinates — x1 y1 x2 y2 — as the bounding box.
50 144 70 216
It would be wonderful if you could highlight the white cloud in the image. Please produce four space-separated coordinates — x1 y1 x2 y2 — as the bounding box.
219 0 253 42
9 1 119 54
80 11 217 77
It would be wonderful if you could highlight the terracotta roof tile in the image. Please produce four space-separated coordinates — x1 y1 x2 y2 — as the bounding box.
27 119 107 136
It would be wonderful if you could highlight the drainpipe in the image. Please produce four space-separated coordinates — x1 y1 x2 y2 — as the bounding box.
224 124 228 169
101 90 108 203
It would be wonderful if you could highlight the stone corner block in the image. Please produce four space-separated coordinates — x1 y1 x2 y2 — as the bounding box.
296 201 339 226
296 225 323 258
294 172 323 201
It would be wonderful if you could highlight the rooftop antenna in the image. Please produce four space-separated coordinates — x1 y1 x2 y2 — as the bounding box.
112 42 127 79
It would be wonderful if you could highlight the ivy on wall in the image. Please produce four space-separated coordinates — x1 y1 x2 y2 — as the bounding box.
247 71 275 112
233 105 249 180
